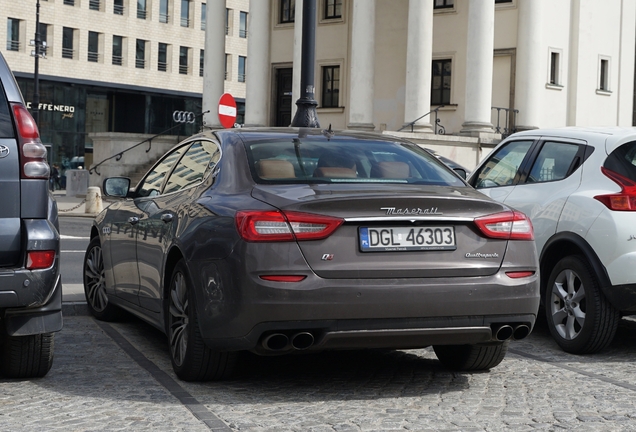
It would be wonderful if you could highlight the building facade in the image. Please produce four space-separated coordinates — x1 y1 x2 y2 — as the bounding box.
1 0 248 171
239 0 636 168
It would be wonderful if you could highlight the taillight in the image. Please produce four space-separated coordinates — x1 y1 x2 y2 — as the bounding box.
259 275 307 282
26 250 55 270
474 211 534 241
506 271 535 279
11 103 50 179
594 167 636 211
236 210 344 242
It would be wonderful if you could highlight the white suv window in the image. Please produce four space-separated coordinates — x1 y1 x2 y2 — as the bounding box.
604 141 636 181
474 140 533 188
526 142 579 183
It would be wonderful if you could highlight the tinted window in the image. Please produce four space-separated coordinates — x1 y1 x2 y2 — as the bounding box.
244 139 466 186
163 140 221 194
136 145 188 197
604 140 636 182
526 141 580 183
474 140 533 188
0 83 13 137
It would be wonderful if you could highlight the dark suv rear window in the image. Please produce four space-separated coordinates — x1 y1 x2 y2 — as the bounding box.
604 141 636 182
0 83 13 138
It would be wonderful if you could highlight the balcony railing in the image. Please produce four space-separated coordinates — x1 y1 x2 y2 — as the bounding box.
62 48 74 59
159 13 169 23
201 22 206 31
181 17 190 27
239 29 247 38
137 9 147 19
114 4 124 15
63 0 75 5
6 40 20 51
158 62 168 72
112 55 123 66
89 0 100 10
136 58 146 69
238 73 246 83
179 65 189 75
200 67 204 77
87 51 99 62
225 26 229 35
491 106 519 137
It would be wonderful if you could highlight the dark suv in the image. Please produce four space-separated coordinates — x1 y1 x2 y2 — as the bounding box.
0 52 61 378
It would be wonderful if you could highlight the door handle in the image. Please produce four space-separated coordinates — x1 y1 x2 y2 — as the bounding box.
161 213 174 223
127 216 140 225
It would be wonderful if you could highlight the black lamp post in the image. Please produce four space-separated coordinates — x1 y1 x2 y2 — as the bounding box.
31 0 43 125
290 0 320 128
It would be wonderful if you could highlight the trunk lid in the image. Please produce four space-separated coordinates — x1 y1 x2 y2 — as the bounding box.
252 184 511 279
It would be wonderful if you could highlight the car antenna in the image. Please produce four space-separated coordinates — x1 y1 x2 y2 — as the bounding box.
322 124 334 141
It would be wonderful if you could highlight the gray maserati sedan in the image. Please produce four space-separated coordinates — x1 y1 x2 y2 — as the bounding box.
84 128 540 381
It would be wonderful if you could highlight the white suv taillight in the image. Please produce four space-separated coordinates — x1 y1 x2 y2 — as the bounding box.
594 167 636 211
11 103 50 179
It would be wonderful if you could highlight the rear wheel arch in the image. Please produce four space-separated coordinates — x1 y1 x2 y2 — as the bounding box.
540 233 612 305
163 247 185 318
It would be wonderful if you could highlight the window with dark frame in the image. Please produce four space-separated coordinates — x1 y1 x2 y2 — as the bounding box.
136 39 146 68
280 0 295 23
225 8 229 34
88 31 99 62
38 23 48 56
199 49 204 77
89 0 100 11
137 0 147 19
225 54 229 80
324 0 342 19
158 43 168 71
238 55 246 82
181 0 190 27
321 65 340 108
600 59 609 91
433 0 453 9
495 0 513 3
6 18 20 51
431 59 452 105
179 46 189 74
62 27 74 58
239 11 248 38
201 3 206 30
549 52 559 85
112 35 123 65
114 0 124 15
160 0 169 23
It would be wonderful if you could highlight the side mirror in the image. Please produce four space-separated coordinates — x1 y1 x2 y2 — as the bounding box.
103 177 131 198
453 168 467 180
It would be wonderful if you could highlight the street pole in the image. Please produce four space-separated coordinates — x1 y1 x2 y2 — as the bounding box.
32 0 41 125
290 0 320 128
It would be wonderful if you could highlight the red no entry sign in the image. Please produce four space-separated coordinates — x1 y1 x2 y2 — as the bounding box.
218 93 237 128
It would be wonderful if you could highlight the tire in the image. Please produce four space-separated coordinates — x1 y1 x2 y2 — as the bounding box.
0 332 55 378
83 236 123 321
545 255 619 354
167 259 236 381
434 341 509 371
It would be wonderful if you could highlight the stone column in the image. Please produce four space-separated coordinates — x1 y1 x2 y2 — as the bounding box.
202 0 227 128
516 0 543 130
404 0 434 132
292 0 304 120
461 0 495 135
347 0 376 131
245 0 271 126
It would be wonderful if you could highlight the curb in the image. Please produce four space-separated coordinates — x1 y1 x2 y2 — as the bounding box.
62 302 90 316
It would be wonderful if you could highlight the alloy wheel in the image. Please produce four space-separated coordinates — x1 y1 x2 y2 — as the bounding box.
169 272 189 367
84 245 108 312
549 268 586 340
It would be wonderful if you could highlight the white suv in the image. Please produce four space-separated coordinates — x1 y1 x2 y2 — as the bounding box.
468 127 636 354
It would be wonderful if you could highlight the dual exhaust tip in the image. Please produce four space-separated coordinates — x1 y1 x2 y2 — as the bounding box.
494 324 531 341
262 331 315 351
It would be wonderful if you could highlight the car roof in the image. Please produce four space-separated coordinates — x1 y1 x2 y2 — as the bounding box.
509 127 636 154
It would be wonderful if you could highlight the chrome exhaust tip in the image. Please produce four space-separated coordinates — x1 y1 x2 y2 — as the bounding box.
494 325 514 341
262 333 289 351
513 324 531 340
291 332 314 350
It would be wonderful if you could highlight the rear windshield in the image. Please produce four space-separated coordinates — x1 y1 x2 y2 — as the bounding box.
244 138 466 187
0 83 13 138
604 140 636 182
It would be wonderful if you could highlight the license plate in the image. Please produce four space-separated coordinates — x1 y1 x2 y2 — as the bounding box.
359 226 456 252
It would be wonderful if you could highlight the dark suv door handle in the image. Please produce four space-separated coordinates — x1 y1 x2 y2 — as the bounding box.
127 216 140 225
161 213 174 223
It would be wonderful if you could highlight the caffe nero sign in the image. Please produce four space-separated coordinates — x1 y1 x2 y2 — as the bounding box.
26 102 76 119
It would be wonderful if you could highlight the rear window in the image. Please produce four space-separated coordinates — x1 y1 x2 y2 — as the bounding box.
244 138 466 187
0 83 13 138
604 140 636 182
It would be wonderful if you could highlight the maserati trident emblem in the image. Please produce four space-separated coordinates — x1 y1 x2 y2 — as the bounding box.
380 206 442 216
0 145 9 159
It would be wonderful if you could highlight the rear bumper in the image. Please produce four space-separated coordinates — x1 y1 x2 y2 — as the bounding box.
191 262 540 351
3 274 63 336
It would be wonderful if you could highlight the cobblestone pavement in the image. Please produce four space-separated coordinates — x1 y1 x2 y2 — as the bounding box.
2 314 636 431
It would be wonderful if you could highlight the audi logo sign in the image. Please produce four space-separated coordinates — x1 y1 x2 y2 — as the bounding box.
172 111 196 124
